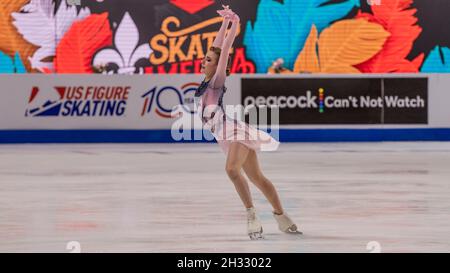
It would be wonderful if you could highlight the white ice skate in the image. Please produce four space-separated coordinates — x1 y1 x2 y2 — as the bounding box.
247 207 264 240
273 212 302 234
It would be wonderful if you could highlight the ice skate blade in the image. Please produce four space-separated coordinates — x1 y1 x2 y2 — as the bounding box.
249 232 264 240
248 227 264 240
283 224 303 235
286 230 303 235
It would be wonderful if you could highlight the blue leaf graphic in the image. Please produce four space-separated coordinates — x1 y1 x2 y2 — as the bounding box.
421 46 450 73
243 0 360 72
0 51 27 73
14 52 26 74
0 51 14 73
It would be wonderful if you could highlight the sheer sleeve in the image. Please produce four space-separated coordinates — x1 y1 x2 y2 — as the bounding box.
210 19 239 89
213 18 230 48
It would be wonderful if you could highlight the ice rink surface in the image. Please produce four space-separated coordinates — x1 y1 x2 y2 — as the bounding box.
1 142 449 253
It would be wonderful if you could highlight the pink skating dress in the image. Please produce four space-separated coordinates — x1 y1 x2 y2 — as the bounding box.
195 80 280 154
195 15 279 154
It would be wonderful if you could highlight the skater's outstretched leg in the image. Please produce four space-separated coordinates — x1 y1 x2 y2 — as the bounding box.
243 149 301 234
242 149 283 214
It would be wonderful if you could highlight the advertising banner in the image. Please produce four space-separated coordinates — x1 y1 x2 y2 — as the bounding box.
242 77 428 125
0 74 239 130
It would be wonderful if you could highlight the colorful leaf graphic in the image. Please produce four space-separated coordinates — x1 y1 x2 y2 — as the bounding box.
14 52 26 73
0 51 15 73
293 25 319 73
421 46 450 72
319 19 390 73
12 0 91 72
0 51 26 73
54 13 112 73
244 0 360 72
294 19 389 73
0 0 38 71
355 0 423 73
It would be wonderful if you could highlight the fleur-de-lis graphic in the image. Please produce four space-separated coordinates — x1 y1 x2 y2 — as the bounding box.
93 12 152 74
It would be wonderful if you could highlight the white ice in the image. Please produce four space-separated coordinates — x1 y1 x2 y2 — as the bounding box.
0 142 449 252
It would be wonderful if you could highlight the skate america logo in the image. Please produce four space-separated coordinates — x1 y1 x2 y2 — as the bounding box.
141 83 198 118
25 86 130 117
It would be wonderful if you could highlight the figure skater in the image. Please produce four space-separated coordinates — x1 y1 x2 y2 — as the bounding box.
196 5 301 239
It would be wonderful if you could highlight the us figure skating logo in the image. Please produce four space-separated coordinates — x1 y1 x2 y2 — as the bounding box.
141 83 198 118
25 86 63 117
25 86 130 117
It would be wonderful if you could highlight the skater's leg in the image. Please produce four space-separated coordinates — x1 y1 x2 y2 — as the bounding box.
226 142 264 239
242 150 300 233
243 149 284 214
225 142 253 209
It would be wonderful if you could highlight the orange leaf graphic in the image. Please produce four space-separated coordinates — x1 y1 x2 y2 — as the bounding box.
0 0 38 71
319 19 390 73
294 25 320 73
294 19 389 74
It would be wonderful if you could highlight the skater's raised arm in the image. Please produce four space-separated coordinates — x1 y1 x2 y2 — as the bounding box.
210 14 239 89
213 5 232 48
213 18 231 48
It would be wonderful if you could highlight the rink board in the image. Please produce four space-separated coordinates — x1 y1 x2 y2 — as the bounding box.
0 74 449 143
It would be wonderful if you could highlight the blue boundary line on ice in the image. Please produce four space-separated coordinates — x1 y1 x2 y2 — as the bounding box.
1 128 450 143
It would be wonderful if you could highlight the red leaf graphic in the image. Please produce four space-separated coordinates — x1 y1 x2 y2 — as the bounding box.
54 13 112 73
355 0 423 73
411 53 425 68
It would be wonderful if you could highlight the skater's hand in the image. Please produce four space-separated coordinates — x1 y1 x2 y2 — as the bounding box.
230 13 240 23
217 5 234 18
